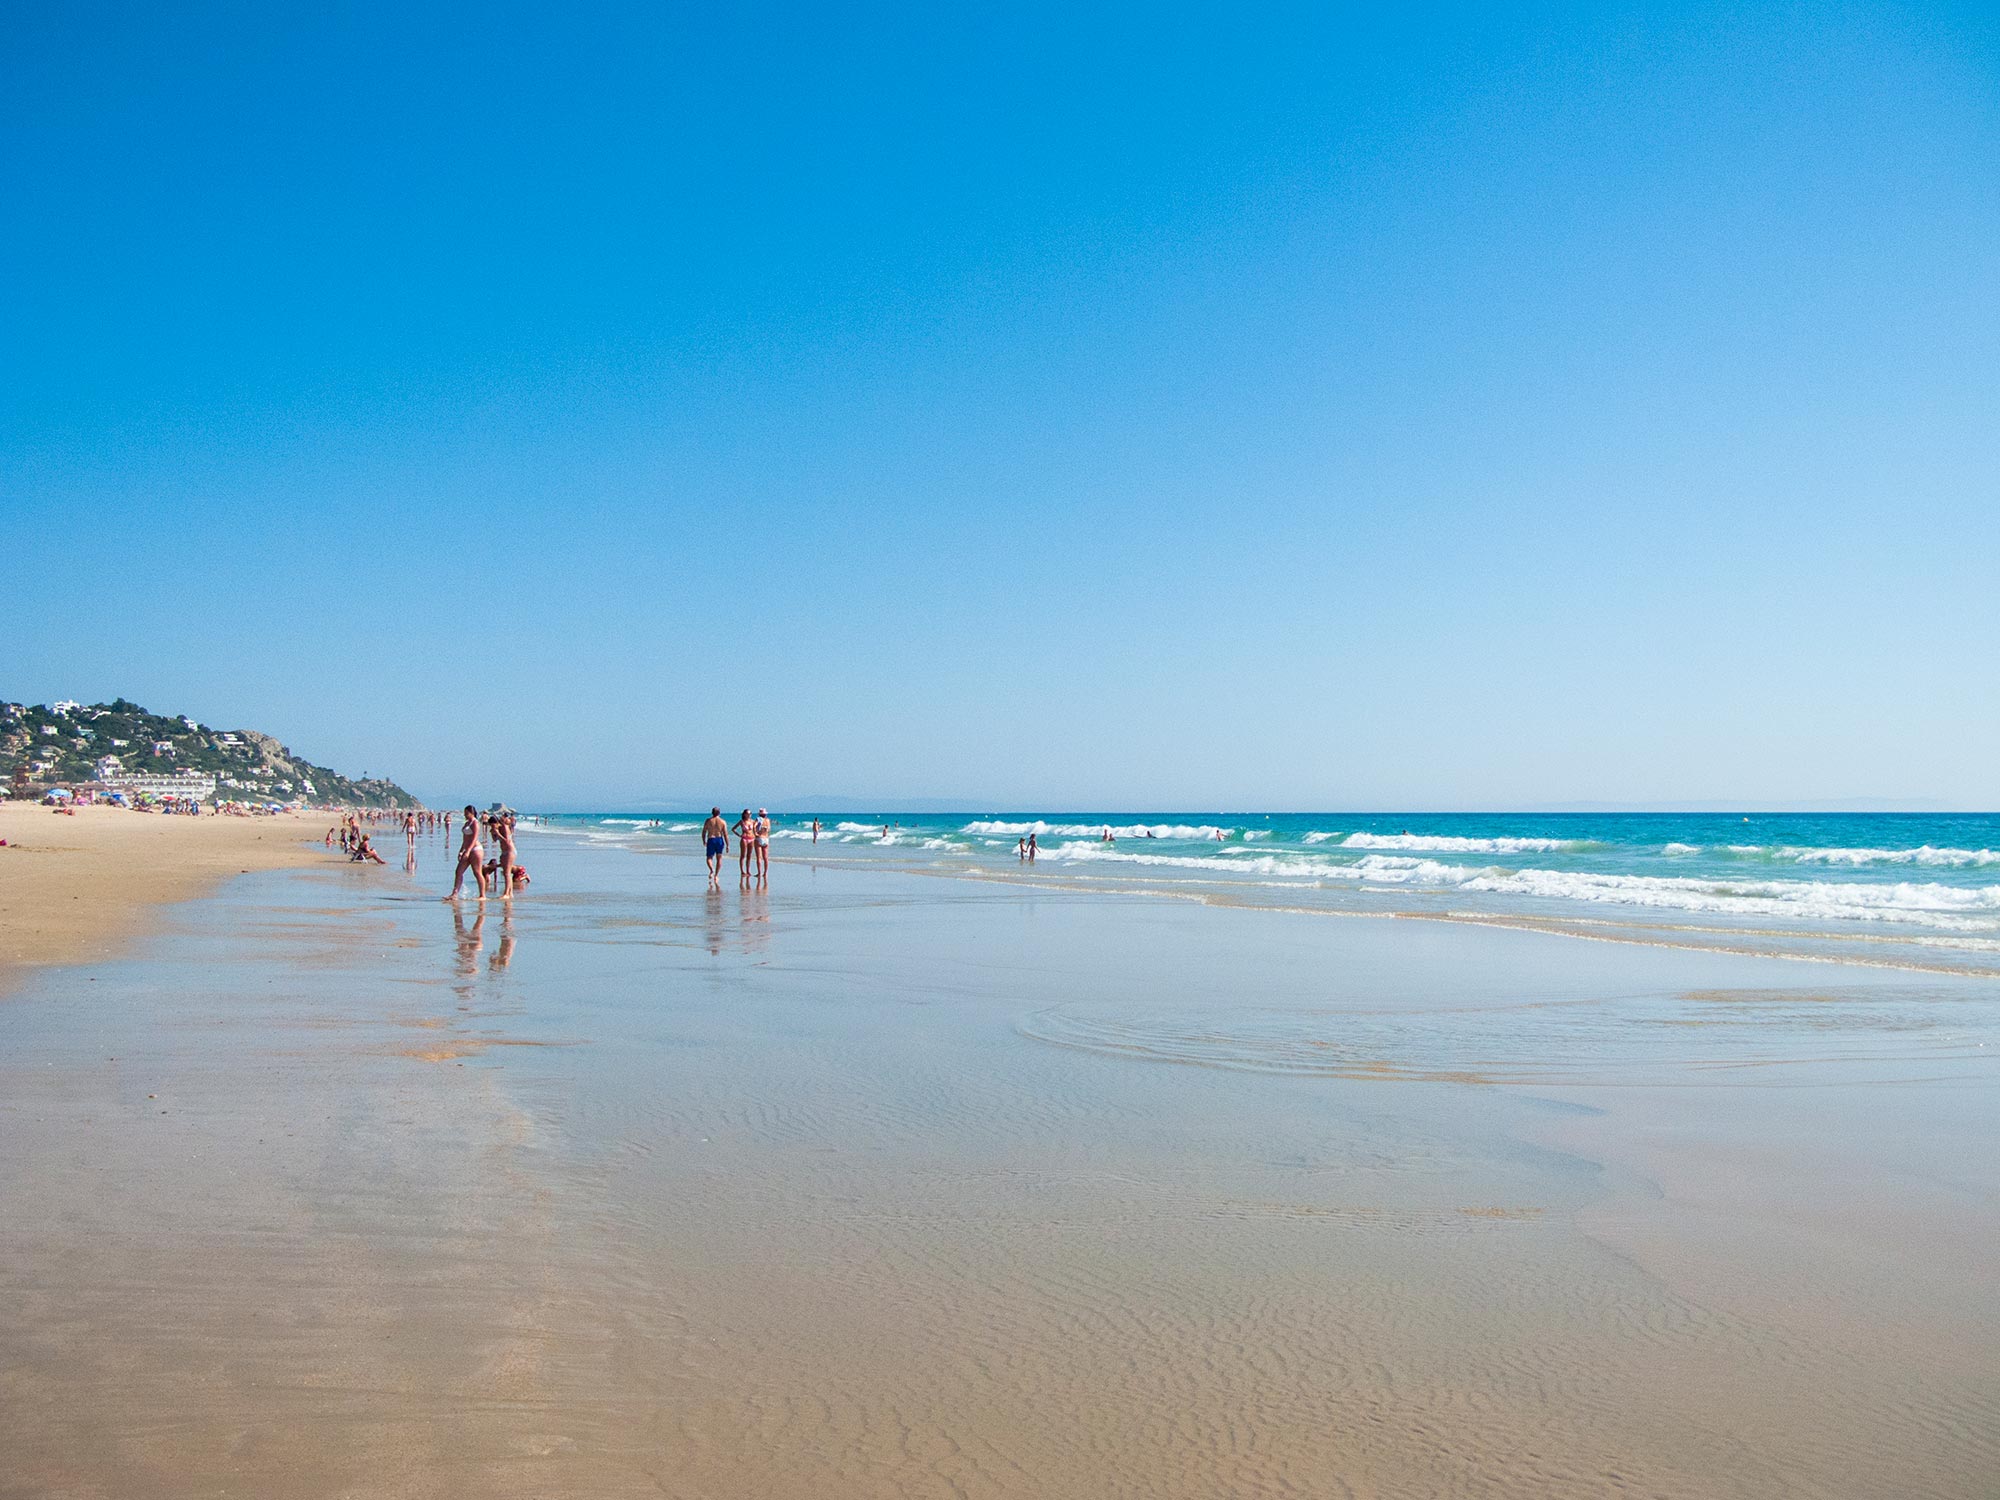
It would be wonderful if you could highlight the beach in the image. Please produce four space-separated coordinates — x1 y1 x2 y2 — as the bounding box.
1 818 1996 1497
0 804 334 991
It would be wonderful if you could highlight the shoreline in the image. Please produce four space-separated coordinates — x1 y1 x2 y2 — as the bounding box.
526 823 2000 979
0 803 339 996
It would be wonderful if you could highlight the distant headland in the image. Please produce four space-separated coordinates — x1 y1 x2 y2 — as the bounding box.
2 698 418 808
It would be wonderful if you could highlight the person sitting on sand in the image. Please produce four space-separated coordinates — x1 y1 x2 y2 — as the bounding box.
352 835 386 865
447 805 487 901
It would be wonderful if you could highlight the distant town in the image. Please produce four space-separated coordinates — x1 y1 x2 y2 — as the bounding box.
3 699 418 808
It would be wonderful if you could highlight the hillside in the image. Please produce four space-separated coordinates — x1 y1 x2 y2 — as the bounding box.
2 699 419 808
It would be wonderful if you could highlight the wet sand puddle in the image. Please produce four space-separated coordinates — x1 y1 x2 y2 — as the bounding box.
1017 982 1998 1087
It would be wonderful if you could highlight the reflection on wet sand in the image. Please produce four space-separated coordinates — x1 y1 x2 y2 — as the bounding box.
491 912 516 973
453 903 485 978
0 845 1994 1499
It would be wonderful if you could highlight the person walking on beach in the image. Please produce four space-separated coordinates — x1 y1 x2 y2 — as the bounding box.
702 807 728 886
754 809 771 880
447 804 487 901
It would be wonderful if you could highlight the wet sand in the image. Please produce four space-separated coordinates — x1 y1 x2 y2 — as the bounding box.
0 832 1995 1496
0 803 331 992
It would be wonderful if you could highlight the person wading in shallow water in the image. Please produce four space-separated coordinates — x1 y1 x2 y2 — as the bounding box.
702 807 729 887
447 804 487 902
735 809 757 883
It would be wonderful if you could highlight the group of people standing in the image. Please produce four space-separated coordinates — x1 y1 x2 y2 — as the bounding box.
327 806 527 899
448 805 525 901
702 807 774 887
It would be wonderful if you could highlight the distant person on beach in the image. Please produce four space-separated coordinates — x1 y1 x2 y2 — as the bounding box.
1027 831 1038 860
447 805 487 901
736 809 757 881
755 810 771 879
702 808 728 885
811 818 820 844
1018 837 1027 860
352 835 386 865
1102 826 1115 843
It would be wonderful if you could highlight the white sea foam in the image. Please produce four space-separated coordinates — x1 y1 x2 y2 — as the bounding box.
1039 843 1326 878
1339 832 1587 854
962 820 1228 841
1035 842 2000 931
1454 868 2000 931
1785 845 2000 868
1662 842 1701 855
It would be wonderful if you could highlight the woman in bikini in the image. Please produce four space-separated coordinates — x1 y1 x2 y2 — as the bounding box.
735 809 756 882
447 804 487 901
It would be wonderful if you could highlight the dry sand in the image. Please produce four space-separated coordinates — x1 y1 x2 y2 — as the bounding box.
0 803 336 993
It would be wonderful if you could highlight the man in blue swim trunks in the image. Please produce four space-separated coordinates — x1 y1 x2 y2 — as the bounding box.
702 807 728 886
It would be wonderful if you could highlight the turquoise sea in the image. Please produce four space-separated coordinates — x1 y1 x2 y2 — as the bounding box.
535 811 2000 971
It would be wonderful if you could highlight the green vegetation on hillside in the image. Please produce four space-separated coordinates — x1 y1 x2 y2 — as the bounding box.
2 698 419 808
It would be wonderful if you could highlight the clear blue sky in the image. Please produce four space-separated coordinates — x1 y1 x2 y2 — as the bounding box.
4 1 1997 809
